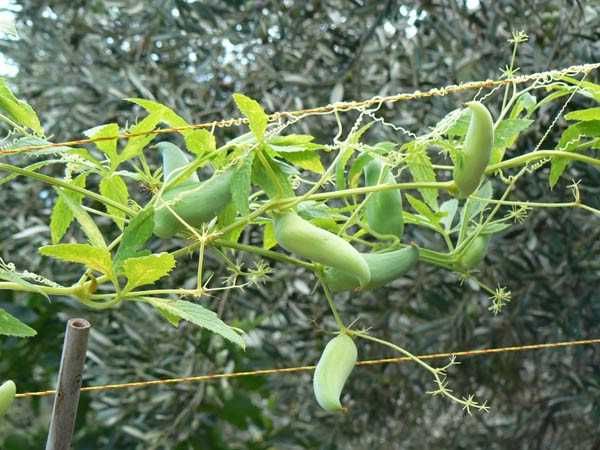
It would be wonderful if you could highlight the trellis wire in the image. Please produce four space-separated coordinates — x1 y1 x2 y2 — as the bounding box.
1 62 599 156
14 337 600 399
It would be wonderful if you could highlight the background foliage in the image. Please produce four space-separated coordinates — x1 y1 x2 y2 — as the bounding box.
0 1 599 449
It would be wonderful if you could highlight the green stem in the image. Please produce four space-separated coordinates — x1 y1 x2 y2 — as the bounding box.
486 150 600 174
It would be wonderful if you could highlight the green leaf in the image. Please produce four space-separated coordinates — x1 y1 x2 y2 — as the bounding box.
114 208 154 268
217 202 243 244
564 107 600 122
457 182 493 244
99 174 129 229
404 142 438 210
0 308 36 337
269 134 314 145
439 199 458 232
262 221 276 250
127 98 188 128
251 149 294 199
278 151 324 174
446 109 470 138
405 193 440 225
145 298 245 348
335 122 373 191
40 244 113 275
0 262 49 300
50 174 87 244
57 189 106 248
0 78 43 134
86 123 119 164
155 305 182 327
231 152 255 214
185 129 216 155
233 93 268 141
490 119 533 164
509 92 537 119
123 253 175 291
119 112 164 164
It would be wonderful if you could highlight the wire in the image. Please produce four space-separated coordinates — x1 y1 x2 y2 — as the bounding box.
2 62 598 156
14 337 600 399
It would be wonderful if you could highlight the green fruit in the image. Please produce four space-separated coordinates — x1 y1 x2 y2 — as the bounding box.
364 159 404 238
154 170 234 238
0 380 16 418
324 245 419 292
458 235 490 270
273 212 370 287
157 142 200 184
313 334 357 412
453 101 494 198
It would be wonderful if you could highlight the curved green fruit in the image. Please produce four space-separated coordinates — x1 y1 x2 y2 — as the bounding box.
453 102 494 198
157 142 200 184
458 235 490 270
364 159 404 238
0 380 16 418
324 245 419 292
313 334 357 412
273 212 370 287
154 170 234 238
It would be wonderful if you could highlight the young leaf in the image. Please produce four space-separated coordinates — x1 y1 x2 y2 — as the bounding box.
217 202 243 244
57 190 106 248
99 174 129 229
118 111 164 164
404 142 438 210
185 129 216 155
233 93 268 141
40 244 113 275
564 107 600 122
114 207 154 268
439 199 459 232
262 221 277 250
251 149 294 199
144 298 246 348
50 174 87 244
231 152 255 215
278 151 324 174
123 253 175 291
0 78 43 134
335 122 373 191
405 193 440 225
490 119 533 165
269 134 314 145
85 123 119 164
509 92 537 119
0 308 36 337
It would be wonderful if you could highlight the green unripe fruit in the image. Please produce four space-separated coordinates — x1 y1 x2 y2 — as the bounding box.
324 245 419 292
453 102 494 198
0 380 16 418
154 170 234 239
313 334 357 412
458 235 490 270
273 212 370 287
364 159 404 239
157 142 200 184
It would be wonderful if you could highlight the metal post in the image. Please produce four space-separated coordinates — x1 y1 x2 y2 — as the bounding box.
46 318 91 450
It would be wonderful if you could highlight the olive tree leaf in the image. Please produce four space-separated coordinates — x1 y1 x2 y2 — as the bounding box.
144 298 246 348
39 243 113 275
231 152 255 215
404 141 438 210
233 93 268 141
123 253 175 291
57 189 106 248
99 173 129 229
114 207 154 268
50 174 87 244
0 77 43 134
0 308 36 337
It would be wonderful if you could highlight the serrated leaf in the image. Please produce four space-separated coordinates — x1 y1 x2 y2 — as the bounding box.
446 109 470 138
335 122 374 191
40 244 112 275
405 193 436 223
58 190 106 248
404 142 438 210
509 92 537 119
262 221 276 250
439 199 458 232
119 112 163 164
0 308 36 337
99 174 129 229
251 149 294 199
0 78 43 134
564 108 600 121
50 174 87 244
114 207 154 268
217 202 243 244
123 253 175 291
490 119 533 164
86 123 119 164
231 153 255 214
278 151 324 174
233 93 268 141
145 298 245 348
185 129 216 155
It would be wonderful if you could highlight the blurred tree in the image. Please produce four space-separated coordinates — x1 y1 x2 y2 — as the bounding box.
0 0 599 449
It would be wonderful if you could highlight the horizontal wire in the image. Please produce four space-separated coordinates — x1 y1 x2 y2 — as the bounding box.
2 62 599 157
14 337 600 399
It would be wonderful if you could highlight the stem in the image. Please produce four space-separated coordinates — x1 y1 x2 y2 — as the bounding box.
486 150 600 174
